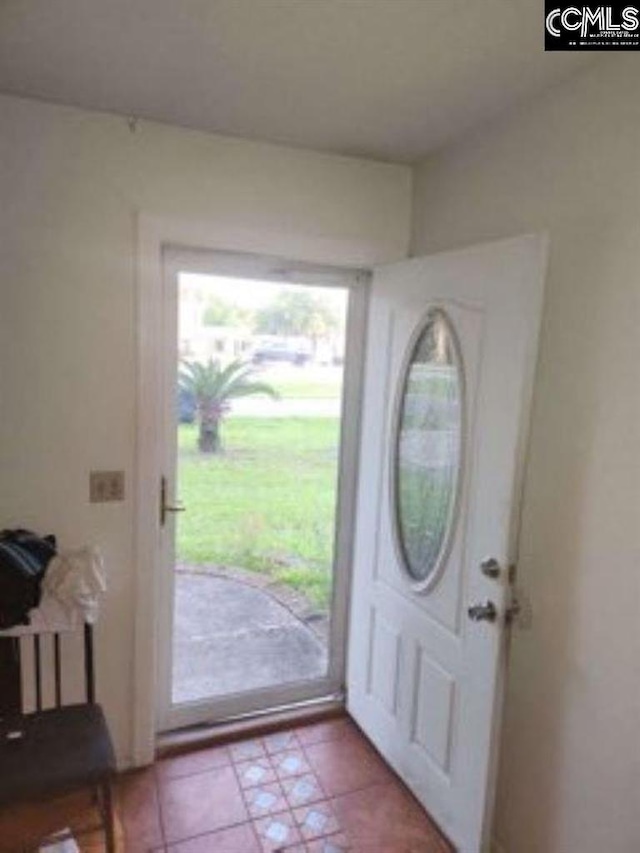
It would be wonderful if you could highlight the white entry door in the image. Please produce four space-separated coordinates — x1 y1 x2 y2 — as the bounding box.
347 234 548 852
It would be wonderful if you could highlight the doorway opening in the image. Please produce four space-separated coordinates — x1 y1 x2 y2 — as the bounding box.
158 251 366 732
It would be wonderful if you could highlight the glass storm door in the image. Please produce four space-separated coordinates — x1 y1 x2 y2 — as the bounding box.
347 235 548 852
157 250 366 732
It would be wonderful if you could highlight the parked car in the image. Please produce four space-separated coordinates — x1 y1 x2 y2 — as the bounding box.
251 343 311 366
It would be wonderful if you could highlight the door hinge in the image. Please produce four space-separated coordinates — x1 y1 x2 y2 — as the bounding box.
505 585 533 629
505 594 521 626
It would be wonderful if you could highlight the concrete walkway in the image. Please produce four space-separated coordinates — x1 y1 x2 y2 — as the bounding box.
172 573 328 705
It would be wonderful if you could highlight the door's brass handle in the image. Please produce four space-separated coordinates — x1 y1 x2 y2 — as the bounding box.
160 499 186 527
160 476 186 526
467 601 497 623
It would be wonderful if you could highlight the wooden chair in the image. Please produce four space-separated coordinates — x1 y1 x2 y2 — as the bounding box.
0 625 116 851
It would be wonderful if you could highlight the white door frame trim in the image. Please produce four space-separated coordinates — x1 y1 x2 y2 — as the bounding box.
133 213 383 765
156 247 369 732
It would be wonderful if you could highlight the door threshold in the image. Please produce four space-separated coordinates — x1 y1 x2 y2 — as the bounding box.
156 694 346 759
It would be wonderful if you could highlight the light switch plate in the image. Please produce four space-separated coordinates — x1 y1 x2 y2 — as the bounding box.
90 470 125 503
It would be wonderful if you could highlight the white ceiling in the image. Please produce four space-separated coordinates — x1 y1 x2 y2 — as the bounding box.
0 0 595 163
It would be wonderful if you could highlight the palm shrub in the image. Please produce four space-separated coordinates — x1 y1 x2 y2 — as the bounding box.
179 358 278 453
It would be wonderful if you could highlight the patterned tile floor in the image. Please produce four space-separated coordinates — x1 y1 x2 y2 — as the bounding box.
0 716 453 852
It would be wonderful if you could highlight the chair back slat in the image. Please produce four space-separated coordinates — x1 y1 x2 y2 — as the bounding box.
0 637 22 716
33 634 42 712
53 634 62 707
12 638 22 713
84 624 95 705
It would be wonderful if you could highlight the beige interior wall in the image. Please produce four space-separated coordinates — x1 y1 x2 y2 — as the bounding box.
411 56 640 853
0 93 412 764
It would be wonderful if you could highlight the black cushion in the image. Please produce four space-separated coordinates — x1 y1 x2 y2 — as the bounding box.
0 703 116 806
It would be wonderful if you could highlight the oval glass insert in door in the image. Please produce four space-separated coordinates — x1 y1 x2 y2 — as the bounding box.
392 308 464 590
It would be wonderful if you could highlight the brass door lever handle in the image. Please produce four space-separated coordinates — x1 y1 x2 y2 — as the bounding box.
160 476 186 526
467 601 497 623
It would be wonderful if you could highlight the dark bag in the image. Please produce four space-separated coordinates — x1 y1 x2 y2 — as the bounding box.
0 529 57 630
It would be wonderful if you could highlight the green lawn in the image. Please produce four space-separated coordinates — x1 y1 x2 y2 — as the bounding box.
255 367 342 400
176 417 340 609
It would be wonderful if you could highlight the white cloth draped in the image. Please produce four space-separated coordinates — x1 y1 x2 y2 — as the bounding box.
0 547 106 636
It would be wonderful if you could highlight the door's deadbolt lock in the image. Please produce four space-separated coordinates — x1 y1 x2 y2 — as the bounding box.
467 601 498 623
480 557 501 579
